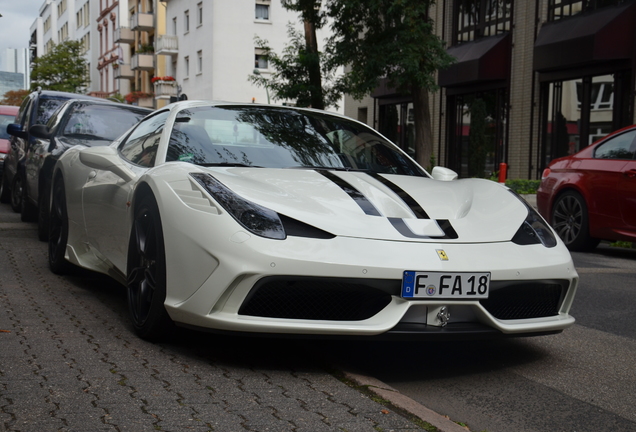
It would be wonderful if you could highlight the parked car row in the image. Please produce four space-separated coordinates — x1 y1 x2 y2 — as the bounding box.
3 95 591 343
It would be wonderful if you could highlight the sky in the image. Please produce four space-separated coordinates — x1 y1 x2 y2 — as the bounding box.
0 0 43 68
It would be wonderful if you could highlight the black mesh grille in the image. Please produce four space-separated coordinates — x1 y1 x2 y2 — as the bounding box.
480 281 568 320
239 278 395 321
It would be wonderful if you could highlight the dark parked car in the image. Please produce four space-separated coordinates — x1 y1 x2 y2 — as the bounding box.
537 125 636 251
25 99 152 240
0 105 20 202
1 89 103 214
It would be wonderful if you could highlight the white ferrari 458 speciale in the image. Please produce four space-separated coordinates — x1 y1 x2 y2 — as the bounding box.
49 100 578 341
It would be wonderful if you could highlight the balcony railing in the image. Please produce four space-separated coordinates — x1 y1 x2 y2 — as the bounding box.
131 53 154 71
154 81 178 99
114 27 134 44
156 35 178 56
130 12 154 32
114 64 134 79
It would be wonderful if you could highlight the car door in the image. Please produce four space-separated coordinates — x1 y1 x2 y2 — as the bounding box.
617 132 636 230
82 111 169 273
586 128 636 232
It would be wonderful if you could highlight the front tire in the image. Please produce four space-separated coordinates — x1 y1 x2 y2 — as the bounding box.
10 173 23 213
20 181 38 222
126 194 174 341
551 190 600 251
49 176 72 274
0 166 10 203
38 189 50 241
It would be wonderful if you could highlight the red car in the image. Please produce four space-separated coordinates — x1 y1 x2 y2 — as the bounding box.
537 125 636 251
0 105 20 200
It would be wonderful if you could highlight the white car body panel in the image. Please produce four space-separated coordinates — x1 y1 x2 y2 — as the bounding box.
51 100 579 338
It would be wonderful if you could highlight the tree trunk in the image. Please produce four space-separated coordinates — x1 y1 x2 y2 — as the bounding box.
411 85 433 170
304 19 324 110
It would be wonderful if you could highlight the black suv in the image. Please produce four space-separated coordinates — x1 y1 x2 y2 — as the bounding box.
0 89 102 215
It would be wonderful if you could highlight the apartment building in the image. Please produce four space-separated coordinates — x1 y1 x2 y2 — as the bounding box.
345 0 636 180
29 0 97 94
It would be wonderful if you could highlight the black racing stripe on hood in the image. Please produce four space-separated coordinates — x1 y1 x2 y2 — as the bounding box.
366 172 430 219
389 218 459 239
316 169 382 216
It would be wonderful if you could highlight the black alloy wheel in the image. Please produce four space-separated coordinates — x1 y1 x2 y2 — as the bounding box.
10 173 23 213
551 190 599 251
126 194 173 341
48 176 72 274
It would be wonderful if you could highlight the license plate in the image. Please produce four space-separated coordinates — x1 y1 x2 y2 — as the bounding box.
401 271 490 299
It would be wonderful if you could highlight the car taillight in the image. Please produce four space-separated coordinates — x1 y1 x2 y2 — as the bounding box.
541 168 551 179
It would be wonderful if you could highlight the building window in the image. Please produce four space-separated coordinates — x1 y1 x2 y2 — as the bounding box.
57 0 67 16
43 17 51 33
172 16 177 35
547 0 625 21
197 50 203 74
256 0 270 20
184 56 190 77
184 10 190 33
81 32 90 54
197 2 203 26
77 11 82 29
254 49 268 69
58 22 69 41
453 0 512 44
84 2 90 27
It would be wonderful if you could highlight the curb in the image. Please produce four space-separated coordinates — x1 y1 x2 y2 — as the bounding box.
341 370 470 432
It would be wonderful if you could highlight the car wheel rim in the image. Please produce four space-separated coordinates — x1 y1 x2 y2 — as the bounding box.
11 177 22 208
127 211 158 326
552 195 582 245
49 183 65 257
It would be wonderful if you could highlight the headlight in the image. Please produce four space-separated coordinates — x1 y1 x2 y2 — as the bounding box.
191 173 286 240
510 190 557 248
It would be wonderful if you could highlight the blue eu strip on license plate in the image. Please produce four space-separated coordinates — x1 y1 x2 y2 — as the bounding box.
402 271 490 299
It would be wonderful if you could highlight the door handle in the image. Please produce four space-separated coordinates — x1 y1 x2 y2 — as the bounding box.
624 169 636 178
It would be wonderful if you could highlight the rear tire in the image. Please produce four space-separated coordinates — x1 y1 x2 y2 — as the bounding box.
126 194 174 341
38 190 49 241
49 176 72 274
20 182 38 222
551 190 600 251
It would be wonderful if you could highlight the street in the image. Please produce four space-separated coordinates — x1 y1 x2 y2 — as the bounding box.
325 245 636 432
2 199 636 432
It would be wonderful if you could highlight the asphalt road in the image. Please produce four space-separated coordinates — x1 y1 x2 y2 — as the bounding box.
324 245 636 432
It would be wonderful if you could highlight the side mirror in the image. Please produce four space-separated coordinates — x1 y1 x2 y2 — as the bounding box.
79 146 136 183
431 166 458 181
29 124 53 140
7 123 26 139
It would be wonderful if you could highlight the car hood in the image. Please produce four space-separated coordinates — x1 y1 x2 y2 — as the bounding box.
195 167 529 243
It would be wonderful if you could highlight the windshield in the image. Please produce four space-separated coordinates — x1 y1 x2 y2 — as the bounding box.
167 106 424 176
0 114 15 140
62 103 149 142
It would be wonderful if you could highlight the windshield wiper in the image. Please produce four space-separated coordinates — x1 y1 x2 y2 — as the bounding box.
284 165 368 172
63 133 107 140
198 163 263 168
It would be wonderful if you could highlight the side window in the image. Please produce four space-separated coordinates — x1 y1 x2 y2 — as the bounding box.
34 97 67 126
16 96 33 125
119 110 170 167
594 129 636 160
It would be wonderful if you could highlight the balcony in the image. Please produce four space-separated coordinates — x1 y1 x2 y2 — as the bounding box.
114 63 134 79
114 27 134 44
156 35 178 57
131 53 154 71
130 12 154 32
154 81 178 100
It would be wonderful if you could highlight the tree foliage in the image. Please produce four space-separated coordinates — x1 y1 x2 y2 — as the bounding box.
0 89 29 106
249 25 341 109
249 0 341 109
324 0 455 167
30 40 89 93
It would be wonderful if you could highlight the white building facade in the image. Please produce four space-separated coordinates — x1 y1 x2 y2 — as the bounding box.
158 0 340 108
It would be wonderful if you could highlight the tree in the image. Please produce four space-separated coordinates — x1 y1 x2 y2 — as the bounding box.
250 25 341 109
30 40 89 93
249 0 340 109
325 0 455 167
0 89 29 106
